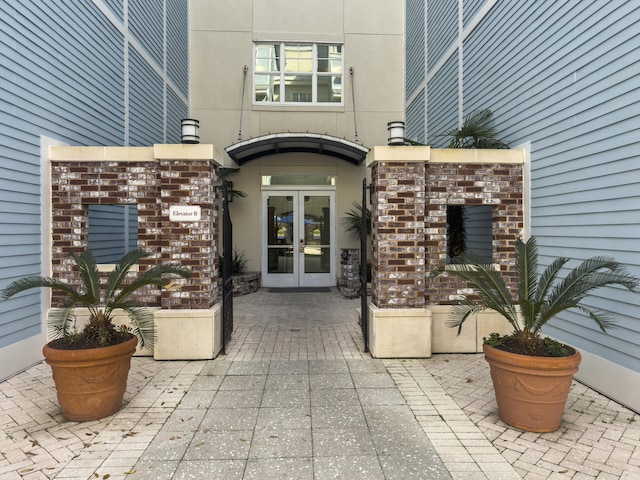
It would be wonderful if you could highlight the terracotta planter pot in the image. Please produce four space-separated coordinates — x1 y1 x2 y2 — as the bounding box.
43 335 138 422
483 343 581 433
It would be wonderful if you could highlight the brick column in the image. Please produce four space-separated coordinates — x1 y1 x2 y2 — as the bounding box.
366 146 431 358
370 147 428 308
156 145 219 310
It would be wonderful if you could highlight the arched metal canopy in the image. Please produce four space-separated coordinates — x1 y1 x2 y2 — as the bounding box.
225 132 369 165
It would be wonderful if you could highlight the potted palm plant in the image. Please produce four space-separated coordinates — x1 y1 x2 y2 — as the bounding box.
445 236 637 432
1 249 190 422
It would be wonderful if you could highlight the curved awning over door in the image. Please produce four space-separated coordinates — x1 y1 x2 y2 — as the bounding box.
225 132 369 165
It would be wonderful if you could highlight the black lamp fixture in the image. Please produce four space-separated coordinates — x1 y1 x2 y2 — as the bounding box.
387 121 405 145
181 118 200 144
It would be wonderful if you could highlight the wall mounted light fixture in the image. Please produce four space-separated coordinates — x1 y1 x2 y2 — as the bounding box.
181 118 200 144
387 121 405 145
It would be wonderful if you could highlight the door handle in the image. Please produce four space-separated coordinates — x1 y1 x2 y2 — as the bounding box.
299 239 305 253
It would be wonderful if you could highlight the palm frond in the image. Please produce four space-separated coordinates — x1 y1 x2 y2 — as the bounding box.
341 201 371 238
445 108 509 149
446 259 520 332
573 304 618 333
447 300 485 334
541 257 637 330
105 249 151 303
119 305 155 349
114 262 191 304
1 276 81 301
71 251 100 304
516 237 538 320
48 299 77 338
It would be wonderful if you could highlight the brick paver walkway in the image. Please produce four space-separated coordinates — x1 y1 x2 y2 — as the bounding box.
0 289 638 479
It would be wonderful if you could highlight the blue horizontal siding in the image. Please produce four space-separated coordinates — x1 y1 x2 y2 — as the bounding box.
0 300 41 349
406 90 426 144
427 0 457 72
0 1 126 146
422 0 640 372
129 0 164 68
0 0 188 367
129 47 164 146
104 0 124 22
166 0 189 97
427 54 458 147
463 0 485 27
405 0 425 99
167 87 189 143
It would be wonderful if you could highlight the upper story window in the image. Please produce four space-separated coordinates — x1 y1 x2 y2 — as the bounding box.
254 43 343 105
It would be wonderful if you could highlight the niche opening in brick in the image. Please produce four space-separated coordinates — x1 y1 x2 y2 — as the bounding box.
87 204 138 263
446 205 493 263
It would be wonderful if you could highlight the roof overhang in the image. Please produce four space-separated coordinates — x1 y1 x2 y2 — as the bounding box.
225 132 369 165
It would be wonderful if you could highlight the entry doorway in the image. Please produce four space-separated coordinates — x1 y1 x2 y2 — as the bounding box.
262 189 336 288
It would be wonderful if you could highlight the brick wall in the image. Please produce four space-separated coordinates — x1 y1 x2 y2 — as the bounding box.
369 148 524 309
370 161 426 308
50 158 219 310
423 162 523 304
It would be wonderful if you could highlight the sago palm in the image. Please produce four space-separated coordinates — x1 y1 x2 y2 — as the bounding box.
446 236 638 355
1 249 190 349
445 108 509 149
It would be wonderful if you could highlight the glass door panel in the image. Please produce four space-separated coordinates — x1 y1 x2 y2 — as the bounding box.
262 190 334 288
302 195 330 275
266 195 295 275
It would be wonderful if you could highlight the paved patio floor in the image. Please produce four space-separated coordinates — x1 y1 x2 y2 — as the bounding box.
0 289 638 479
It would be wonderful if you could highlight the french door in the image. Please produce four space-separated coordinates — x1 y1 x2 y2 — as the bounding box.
262 190 335 288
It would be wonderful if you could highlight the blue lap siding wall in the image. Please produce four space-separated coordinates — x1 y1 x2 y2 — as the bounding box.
0 0 189 379
406 0 640 408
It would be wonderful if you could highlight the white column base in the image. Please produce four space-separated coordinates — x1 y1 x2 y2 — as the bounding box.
367 304 432 358
429 306 514 353
153 305 223 360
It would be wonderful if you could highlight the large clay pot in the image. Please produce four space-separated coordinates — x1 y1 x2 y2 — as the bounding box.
483 343 581 433
43 335 138 422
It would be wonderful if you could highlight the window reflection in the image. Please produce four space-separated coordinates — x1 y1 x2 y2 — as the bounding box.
254 42 343 104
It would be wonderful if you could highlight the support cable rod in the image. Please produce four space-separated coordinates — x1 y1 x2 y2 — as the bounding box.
350 67 359 143
238 65 248 141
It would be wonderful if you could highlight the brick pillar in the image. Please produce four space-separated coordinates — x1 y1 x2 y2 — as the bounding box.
157 146 219 310
370 149 427 308
365 146 431 358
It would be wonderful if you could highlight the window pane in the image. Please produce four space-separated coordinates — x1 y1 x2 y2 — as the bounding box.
255 44 280 72
285 74 312 102
255 74 281 102
267 196 294 274
262 175 336 186
317 44 342 73
304 195 331 274
284 44 312 73
317 75 342 103
254 42 343 104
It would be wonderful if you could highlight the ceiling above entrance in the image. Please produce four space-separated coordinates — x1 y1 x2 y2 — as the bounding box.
225 132 369 165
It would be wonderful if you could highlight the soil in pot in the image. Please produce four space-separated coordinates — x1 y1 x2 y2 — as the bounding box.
43 334 138 422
